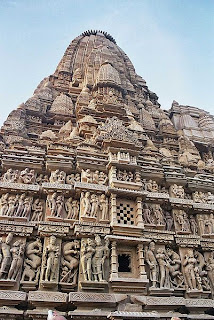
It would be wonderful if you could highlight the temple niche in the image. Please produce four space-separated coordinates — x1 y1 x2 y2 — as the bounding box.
0 30 214 320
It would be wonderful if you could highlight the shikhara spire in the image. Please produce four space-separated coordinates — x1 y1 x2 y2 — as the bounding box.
0 31 214 320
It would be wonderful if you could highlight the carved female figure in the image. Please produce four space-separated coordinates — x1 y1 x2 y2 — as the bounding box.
31 199 43 221
71 200 79 220
99 194 108 221
143 204 154 224
65 197 73 219
206 252 214 290
81 238 95 281
81 192 91 217
7 195 18 217
98 171 107 185
153 205 164 225
8 240 25 280
44 235 59 282
189 215 198 235
16 194 26 217
0 193 9 216
0 233 13 279
90 194 99 217
156 248 170 288
56 195 64 218
92 171 99 184
183 250 198 290
22 196 33 218
47 193 57 216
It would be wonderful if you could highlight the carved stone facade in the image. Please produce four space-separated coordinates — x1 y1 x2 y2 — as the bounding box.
1 30 214 319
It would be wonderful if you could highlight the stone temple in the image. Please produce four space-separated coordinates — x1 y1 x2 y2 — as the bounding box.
0 30 214 320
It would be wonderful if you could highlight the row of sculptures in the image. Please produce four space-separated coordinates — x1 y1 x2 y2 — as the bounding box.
1 232 214 295
0 193 43 221
1 168 214 204
1 167 214 205
0 233 109 289
0 192 214 234
145 242 214 292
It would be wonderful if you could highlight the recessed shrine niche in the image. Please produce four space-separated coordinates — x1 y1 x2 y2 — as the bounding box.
1 30 214 319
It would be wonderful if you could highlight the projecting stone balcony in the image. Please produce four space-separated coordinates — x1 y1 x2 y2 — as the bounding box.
74 181 107 193
193 202 214 212
146 192 169 203
110 179 142 191
42 182 74 194
169 197 193 209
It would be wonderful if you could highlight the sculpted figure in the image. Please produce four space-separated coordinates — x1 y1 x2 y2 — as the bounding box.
90 194 99 217
36 173 43 185
65 198 79 220
170 184 184 199
143 204 154 224
175 210 190 233
123 169 128 181
43 235 59 282
50 170 66 184
16 194 26 217
183 250 199 290
0 193 9 216
153 205 165 225
127 171 134 182
56 195 65 218
19 168 35 184
206 252 214 290
7 195 18 216
65 197 73 219
31 199 43 221
210 214 214 233
8 240 25 280
156 248 170 288
117 170 123 181
193 191 200 203
47 193 57 216
61 240 80 284
21 238 42 282
207 192 214 205
66 173 75 184
166 248 184 288
189 215 198 234
145 241 158 288
92 171 99 184
92 235 109 282
81 238 95 281
100 194 109 221
22 196 33 218
204 216 212 234
194 250 210 291
81 169 92 184
0 233 13 279
98 171 107 185
81 192 91 217
2 169 17 183
146 180 159 192
165 211 174 231
71 200 79 220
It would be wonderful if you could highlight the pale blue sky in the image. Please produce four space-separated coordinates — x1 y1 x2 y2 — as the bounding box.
0 0 214 126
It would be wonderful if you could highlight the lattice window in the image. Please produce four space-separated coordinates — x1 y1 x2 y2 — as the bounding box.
116 202 135 225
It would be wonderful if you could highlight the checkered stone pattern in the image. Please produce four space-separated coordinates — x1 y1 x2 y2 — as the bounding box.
116 202 135 225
